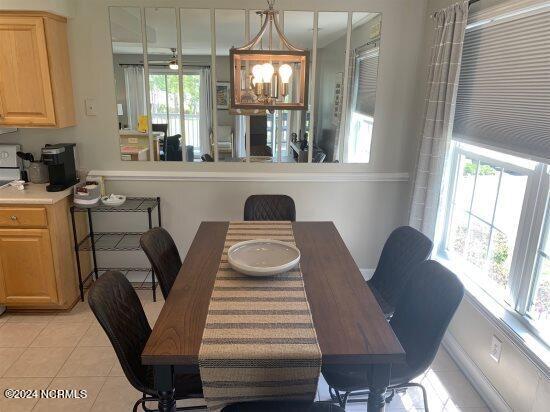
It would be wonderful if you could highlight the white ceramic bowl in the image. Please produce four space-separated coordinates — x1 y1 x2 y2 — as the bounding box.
227 239 301 277
101 194 126 207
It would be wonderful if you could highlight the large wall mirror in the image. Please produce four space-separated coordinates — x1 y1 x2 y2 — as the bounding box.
108 7 382 163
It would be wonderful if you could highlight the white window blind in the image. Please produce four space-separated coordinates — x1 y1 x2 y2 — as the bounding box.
354 48 379 117
453 8 550 162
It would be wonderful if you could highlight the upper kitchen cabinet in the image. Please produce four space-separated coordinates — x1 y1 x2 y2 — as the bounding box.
0 11 75 128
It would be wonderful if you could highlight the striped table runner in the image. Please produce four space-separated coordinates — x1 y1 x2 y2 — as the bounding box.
198 221 321 411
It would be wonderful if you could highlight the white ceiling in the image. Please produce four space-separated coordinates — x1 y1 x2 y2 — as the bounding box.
110 7 379 56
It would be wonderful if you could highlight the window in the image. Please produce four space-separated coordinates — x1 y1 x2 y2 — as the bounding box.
439 141 549 344
347 112 373 163
445 150 529 299
437 3 550 350
149 73 180 136
148 70 203 157
527 197 550 342
346 46 379 163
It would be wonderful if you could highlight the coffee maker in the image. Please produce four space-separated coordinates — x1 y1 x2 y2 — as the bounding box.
41 143 78 192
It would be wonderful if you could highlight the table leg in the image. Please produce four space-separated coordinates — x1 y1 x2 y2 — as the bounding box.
367 364 391 412
154 365 175 412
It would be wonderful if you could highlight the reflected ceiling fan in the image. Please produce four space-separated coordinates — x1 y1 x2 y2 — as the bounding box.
147 48 178 70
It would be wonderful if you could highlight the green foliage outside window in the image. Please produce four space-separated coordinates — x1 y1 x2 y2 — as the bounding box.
149 73 200 115
463 162 497 176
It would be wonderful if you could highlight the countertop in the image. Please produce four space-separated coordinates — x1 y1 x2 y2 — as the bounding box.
0 183 73 205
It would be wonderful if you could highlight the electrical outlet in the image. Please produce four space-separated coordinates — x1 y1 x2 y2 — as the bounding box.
85 98 97 116
490 335 502 363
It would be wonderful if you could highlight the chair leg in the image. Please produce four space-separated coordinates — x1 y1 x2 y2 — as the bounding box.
343 388 370 404
328 386 339 402
133 395 153 412
136 395 207 412
393 382 429 412
333 389 350 408
385 388 395 404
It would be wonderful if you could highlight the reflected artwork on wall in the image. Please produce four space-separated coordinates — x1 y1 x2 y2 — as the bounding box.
216 83 230 110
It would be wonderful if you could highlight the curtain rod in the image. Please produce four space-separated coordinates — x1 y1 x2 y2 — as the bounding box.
431 0 480 19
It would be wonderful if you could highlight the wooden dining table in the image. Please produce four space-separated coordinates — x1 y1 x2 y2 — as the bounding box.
142 222 405 411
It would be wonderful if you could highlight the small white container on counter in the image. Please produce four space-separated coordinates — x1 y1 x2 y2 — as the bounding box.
73 182 101 207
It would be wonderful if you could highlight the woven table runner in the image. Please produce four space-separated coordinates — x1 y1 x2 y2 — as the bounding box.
198 221 321 411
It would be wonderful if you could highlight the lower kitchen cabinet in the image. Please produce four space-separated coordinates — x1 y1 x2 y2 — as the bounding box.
0 228 58 305
0 196 88 310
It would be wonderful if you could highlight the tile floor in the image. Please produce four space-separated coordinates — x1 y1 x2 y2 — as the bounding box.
0 290 489 412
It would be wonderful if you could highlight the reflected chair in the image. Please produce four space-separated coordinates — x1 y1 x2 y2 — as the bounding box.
88 271 204 411
165 134 183 161
153 124 169 161
313 151 326 163
215 126 234 157
140 227 182 299
244 195 296 221
152 123 168 139
323 260 464 410
222 401 345 411
368 226 433 318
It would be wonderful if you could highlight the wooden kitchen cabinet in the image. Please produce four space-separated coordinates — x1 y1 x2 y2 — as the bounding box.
0 11 75 128
0 196 88 310
0 229 58 306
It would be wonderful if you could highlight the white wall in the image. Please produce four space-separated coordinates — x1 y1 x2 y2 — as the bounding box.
421 1 549 411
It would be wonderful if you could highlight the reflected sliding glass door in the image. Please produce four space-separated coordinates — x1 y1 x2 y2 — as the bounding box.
148 70 204 160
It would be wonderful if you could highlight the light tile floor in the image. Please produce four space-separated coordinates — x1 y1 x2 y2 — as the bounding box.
0 290 489 411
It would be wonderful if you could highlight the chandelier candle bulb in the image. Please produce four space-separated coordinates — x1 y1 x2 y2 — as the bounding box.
261 62 275 83
252 64 263 80
279 63 292 83
279 63 292 97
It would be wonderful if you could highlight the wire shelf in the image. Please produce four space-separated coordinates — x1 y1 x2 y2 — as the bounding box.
70 196 161 302
78 232 143 251
74 197 159 213
82 268 154 290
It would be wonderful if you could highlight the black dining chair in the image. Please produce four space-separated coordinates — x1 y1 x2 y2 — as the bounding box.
368 226 433 318
87 271 205 411
140 227 182 300
322 260 464 410
222 401 345 411
244 195 296 221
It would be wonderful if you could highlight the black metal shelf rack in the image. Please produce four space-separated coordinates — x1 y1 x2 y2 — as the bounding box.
70 197 161 302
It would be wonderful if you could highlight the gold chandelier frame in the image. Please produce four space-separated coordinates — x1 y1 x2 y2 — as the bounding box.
229 1 309 111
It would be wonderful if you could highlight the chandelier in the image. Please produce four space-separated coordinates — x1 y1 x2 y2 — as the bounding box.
229 0 309 112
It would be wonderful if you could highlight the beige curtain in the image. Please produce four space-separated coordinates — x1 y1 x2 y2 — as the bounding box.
409 1 469 238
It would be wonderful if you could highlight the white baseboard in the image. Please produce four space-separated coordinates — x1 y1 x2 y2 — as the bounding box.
443 332 512 412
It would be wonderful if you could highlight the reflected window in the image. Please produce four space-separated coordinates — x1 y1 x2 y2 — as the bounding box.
343 13 381 163
347 47 379 163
